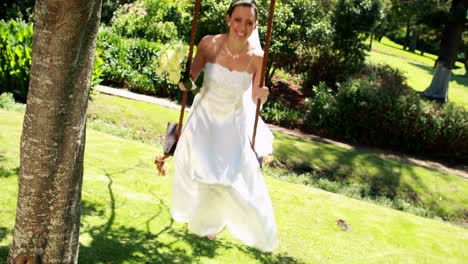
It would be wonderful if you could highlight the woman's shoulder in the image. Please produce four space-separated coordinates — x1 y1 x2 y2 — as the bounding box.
248 47 264 67
199 34 225 48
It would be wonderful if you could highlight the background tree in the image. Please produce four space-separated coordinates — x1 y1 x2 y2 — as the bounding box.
7 0 102 262
462 27 468 76
101 0 137 25
331 0 382 76
259 0 331 85
388 0 439 51
370 0 393 49
423 0 468 102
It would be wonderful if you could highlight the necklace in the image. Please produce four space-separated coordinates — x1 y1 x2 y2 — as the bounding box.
224 40 247 59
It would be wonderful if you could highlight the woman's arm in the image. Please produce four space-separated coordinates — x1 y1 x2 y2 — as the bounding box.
178 35 212 91
251 53 269 104
190 35 212 82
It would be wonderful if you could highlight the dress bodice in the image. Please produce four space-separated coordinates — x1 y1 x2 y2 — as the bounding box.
200 63 253 113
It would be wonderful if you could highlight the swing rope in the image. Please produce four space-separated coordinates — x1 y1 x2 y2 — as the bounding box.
176 0 201 140
252 0 276 150
155 0 201 176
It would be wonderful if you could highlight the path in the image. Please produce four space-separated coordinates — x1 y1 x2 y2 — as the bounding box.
95 85 468 179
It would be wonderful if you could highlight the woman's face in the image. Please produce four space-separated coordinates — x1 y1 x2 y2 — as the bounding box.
227 6 257 42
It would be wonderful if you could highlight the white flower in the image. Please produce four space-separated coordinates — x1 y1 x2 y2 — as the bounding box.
155 42 189 85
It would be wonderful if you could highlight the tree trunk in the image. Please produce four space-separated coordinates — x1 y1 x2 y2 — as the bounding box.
368 32 374 51
403 20 411 50
465 56 468 76
7 0 101 263
409 29 418 52
423 0 467 102
464 45 468 76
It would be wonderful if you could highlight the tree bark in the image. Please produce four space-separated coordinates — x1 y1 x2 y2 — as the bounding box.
7 0 101 263
423 0 467 102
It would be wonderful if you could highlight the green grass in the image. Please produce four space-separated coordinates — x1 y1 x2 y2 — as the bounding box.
367 37 468 108
87 95 180 145
272 133 468 222
1 109 467 263
86 94 468 223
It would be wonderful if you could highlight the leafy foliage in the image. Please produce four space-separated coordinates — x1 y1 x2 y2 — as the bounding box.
305 64 468 162
101 0 138 25
0 19 32 102
0 19 104 102
258 0 333 83
110 0 191 43
96 27 189 99
0 0 35 21
262 97 302 128
331 0 382 76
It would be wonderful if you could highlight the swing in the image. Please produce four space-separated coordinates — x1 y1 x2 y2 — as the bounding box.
155 0 277 176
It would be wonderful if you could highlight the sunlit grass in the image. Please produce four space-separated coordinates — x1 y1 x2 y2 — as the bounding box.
367 37 468 108
1 109 467 263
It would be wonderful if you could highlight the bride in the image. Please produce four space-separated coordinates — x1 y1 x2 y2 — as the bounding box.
170 0 278 252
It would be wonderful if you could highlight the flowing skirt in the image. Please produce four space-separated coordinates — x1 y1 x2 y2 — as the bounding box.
170 88 278 252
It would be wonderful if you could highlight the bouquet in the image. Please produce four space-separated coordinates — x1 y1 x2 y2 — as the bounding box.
155 42 195 89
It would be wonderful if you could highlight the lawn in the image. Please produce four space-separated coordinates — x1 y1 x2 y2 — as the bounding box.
367 37 468 108
2 96 467 262
0 36 467 263
88 94 468 222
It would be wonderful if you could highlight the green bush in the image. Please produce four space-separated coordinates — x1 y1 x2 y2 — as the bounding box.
0 92 25 111
0 19 105 102
97 27 186 99
110 0 190 43
0 92 15 109
101 0 138 25
262 97 302 128
305 64 468 162
304 82 338 134
0 19 33 102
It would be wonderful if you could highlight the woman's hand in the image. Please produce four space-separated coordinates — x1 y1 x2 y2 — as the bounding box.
178 81 187 91
253 86 269 104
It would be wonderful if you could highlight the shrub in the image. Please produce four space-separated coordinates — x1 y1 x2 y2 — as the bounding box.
0 92 15 109
262 97 302 128
0 92 25 111
0 19 33 102
96 27 187 100
110 0 191 43
305 64 468 162
303 82 338 134
101 0 138 25
0 19 105 102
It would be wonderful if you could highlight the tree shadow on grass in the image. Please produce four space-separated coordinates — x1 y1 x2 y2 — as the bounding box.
0 246 8 263
79 169 303 263
271 133 464 220
0 227 10 261
407 61 468 87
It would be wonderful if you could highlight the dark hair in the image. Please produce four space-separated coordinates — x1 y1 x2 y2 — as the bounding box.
227 0 258 20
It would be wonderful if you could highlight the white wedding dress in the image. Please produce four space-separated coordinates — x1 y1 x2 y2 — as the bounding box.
170 62 278 252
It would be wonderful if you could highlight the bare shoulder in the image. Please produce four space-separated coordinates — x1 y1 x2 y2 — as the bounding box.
250 48 264 69
198 34 224 58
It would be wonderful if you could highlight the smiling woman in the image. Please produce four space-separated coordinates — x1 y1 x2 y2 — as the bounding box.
168 0 279 252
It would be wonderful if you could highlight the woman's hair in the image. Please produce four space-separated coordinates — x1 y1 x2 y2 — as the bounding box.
227 0 258 20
